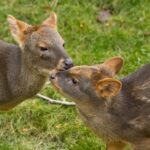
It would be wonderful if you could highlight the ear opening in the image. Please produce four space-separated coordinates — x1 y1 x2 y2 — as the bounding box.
96 78 122 98
7 15 31 48
103 56 124 76
42 12 57 30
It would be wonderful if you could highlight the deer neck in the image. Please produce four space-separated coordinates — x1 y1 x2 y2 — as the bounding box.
10 50 48 99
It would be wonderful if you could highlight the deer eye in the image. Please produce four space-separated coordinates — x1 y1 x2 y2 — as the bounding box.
72 78 79 84
39 46 48 51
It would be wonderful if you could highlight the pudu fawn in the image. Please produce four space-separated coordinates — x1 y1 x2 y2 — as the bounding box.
51 57 150 150
0 12 73 111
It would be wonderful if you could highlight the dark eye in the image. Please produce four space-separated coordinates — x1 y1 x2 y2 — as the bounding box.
39 46 48 51
63 43 65 47
72 78 79 84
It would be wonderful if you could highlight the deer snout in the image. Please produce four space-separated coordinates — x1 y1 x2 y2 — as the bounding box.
50 73 61 91
57 58 73 71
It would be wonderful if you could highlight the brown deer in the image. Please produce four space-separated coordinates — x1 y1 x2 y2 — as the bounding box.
50 57 150 150
0 12 73 111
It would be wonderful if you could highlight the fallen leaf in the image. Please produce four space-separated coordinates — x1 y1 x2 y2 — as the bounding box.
97 9 111 23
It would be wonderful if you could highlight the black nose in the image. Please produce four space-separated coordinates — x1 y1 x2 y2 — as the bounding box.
50 73 56 80
64 58 73 70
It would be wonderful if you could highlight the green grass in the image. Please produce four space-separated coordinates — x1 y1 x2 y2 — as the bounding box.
0 0 150 149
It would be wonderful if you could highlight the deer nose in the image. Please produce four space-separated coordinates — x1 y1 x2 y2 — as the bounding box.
50 73 56 80
64 58 73 70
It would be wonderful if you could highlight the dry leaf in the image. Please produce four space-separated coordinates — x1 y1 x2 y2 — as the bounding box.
97 9 111 23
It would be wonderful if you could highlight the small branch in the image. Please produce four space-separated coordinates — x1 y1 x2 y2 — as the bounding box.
36 94 76 106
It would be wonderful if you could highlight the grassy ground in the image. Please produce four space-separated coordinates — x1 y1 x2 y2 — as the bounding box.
0 0 150 149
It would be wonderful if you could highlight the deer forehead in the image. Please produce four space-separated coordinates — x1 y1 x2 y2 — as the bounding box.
67 65 113 83
68 66 100 78
36 26 64 43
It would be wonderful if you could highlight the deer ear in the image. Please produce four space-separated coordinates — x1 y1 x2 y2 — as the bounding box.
7 15 31 47
42 12 57 30
96 78 122 98
103 57 124 76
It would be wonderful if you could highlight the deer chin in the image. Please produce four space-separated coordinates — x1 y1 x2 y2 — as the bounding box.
36 67 52 76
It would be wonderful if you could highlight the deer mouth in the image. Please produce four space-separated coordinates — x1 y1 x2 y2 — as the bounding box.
56 58 73 71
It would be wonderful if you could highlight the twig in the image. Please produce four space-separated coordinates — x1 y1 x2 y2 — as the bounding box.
36 94 75 106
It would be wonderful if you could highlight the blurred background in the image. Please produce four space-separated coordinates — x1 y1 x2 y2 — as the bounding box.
0 0 150 149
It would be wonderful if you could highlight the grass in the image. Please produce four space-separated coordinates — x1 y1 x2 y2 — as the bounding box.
0 0 150 149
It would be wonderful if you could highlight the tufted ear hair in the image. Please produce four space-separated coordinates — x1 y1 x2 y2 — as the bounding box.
96 78 122 98
103 57 124 76
7 15 31 48
42 12 57 30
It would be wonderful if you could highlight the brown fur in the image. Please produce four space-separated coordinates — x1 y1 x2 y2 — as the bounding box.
51 57 150 150
0 12 73 111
